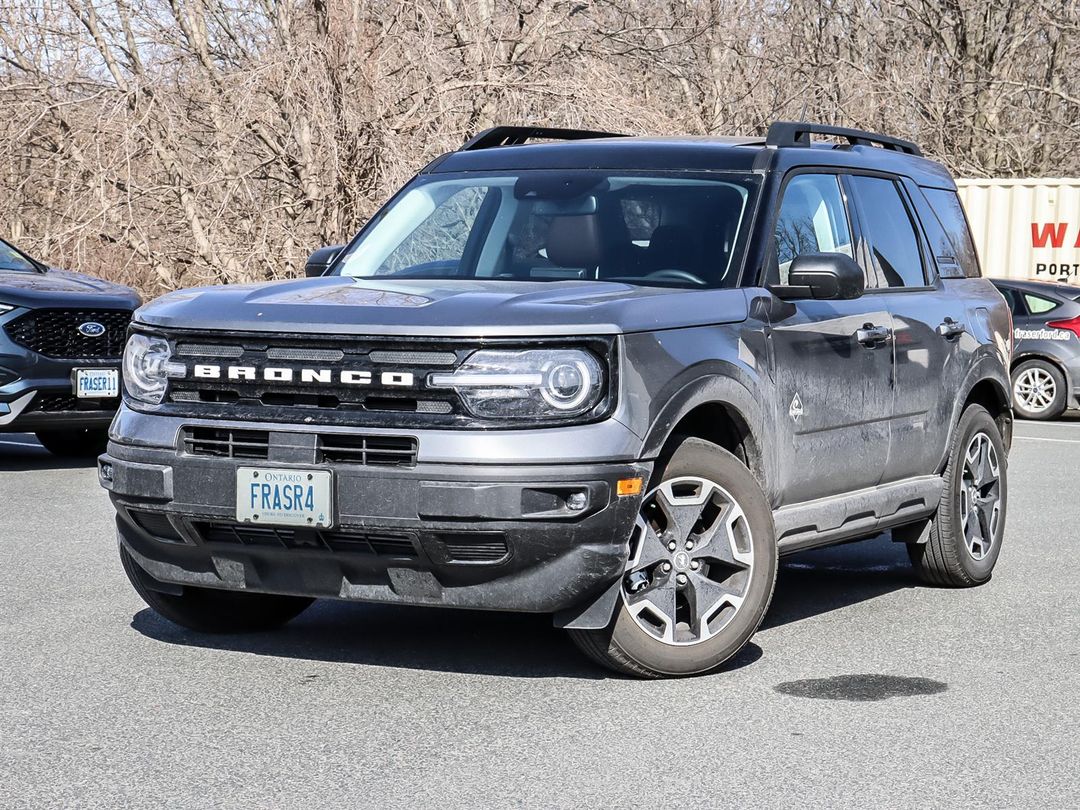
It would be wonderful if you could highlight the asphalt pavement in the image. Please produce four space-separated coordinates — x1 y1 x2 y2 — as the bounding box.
1 419 1078 808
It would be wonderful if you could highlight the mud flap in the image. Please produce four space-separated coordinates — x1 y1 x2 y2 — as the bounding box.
552 577 622 630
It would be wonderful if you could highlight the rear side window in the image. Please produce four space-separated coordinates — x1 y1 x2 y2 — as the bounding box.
849 176 926 288
1024 293 1060 314
923 188 981 278
769 173 853 284
996 286 1024 315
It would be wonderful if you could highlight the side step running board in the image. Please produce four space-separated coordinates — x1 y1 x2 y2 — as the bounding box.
773 475 943 555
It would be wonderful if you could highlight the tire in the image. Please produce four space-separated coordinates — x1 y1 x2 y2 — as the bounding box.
1011 358 1067 420
569 437 777 678
35 428 109 457
119 543 314 633
908 404 1007 587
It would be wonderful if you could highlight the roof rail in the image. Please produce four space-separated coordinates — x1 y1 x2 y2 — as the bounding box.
766 121 923 157
460 125 627 151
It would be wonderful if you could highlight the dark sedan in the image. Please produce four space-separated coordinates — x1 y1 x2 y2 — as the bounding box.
0 237 140 455
992 278 1080 420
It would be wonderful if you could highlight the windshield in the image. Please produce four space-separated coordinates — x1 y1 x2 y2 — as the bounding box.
0 239 38 272
335 172 758 288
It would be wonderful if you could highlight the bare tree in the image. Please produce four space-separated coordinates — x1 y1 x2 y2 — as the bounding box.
0 0 1075 294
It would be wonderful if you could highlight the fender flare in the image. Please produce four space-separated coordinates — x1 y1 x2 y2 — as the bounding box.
943 354 1013 466
638 366 773 500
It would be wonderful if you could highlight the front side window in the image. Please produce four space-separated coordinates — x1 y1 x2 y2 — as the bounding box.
850 176 927 288
0 239 36 272
770 174 853 284
335 172 757 289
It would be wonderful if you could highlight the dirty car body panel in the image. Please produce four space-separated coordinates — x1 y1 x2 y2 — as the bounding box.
101 128 1011 630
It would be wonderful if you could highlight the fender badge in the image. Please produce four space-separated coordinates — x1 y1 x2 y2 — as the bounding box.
789 393 804 423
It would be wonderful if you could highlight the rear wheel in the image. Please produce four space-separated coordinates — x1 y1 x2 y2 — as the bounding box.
1011 359 1066 420
908 404 1007 586
569 437 777 678
35 428 109 458
120 544 314 633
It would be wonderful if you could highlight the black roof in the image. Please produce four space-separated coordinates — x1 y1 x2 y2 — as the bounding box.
426 131 956 189
991 277 1080 299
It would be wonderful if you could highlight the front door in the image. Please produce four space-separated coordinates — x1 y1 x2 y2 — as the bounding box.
765 172 894 505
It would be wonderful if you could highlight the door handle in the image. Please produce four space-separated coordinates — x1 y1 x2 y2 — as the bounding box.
856 324 892 347
937 318 966 339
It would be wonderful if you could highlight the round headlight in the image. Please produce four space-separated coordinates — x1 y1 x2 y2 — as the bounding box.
123 333 172 404
542 360 592 410
429 348 605 419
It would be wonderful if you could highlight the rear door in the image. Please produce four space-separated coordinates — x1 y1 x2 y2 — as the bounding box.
765 172 894 505
846 174 966 483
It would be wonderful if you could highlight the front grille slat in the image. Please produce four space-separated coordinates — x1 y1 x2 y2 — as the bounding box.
195 522 419 558
182 427 270 460
5 309 132 359
317 434 418 466
163 335 469 426
181 427 417 467
29 392 118 413
129 510 184 543
434 532 510 563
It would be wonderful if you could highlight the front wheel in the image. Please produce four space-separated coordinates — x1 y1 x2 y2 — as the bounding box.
120 544 314 633
908 404 1007 586
569 437 777 678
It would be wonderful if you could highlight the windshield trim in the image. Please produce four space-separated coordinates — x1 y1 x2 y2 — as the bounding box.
330 169 761 291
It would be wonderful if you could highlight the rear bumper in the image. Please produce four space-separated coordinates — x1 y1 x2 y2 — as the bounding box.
102 438 649 614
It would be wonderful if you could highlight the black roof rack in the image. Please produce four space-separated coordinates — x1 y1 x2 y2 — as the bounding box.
460 125 627 151
766 121 923 156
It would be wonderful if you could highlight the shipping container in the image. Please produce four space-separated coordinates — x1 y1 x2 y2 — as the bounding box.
955 178 1080 285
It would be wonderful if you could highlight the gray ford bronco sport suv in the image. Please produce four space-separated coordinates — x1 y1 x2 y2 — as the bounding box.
101 122 1013 678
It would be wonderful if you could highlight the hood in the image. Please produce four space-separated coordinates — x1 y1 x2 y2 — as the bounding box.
135 277 751 337
0 267 141 310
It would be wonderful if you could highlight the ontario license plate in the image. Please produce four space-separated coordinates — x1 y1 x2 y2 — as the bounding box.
75 368 119 399
236 468 333 528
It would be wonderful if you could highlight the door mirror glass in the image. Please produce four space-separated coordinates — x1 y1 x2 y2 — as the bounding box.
305 245 343 278
773 253 865 300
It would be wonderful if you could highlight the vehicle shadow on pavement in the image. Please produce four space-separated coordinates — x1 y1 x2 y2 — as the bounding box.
766 534 917 629
0 434 97 472
129 536 912 678
131 600 764 679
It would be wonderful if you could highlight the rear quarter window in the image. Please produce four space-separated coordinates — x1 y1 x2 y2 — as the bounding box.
922 188 981 279
1024 293 1061 315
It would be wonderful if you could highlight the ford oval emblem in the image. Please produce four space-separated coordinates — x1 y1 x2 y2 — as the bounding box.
77 321 106 338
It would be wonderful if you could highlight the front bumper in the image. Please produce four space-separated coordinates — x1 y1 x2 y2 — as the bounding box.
102 434 650 614
0 378 119 431
1 307 126 431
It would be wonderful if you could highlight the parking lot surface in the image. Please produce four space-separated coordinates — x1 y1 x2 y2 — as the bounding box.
2 420 1078 808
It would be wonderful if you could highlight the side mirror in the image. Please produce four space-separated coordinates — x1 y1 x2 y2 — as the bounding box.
772 253 865 301
304 245 344 278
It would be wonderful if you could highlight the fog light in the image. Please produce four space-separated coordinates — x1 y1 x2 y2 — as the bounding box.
99 462 114 483
566 491 588 511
